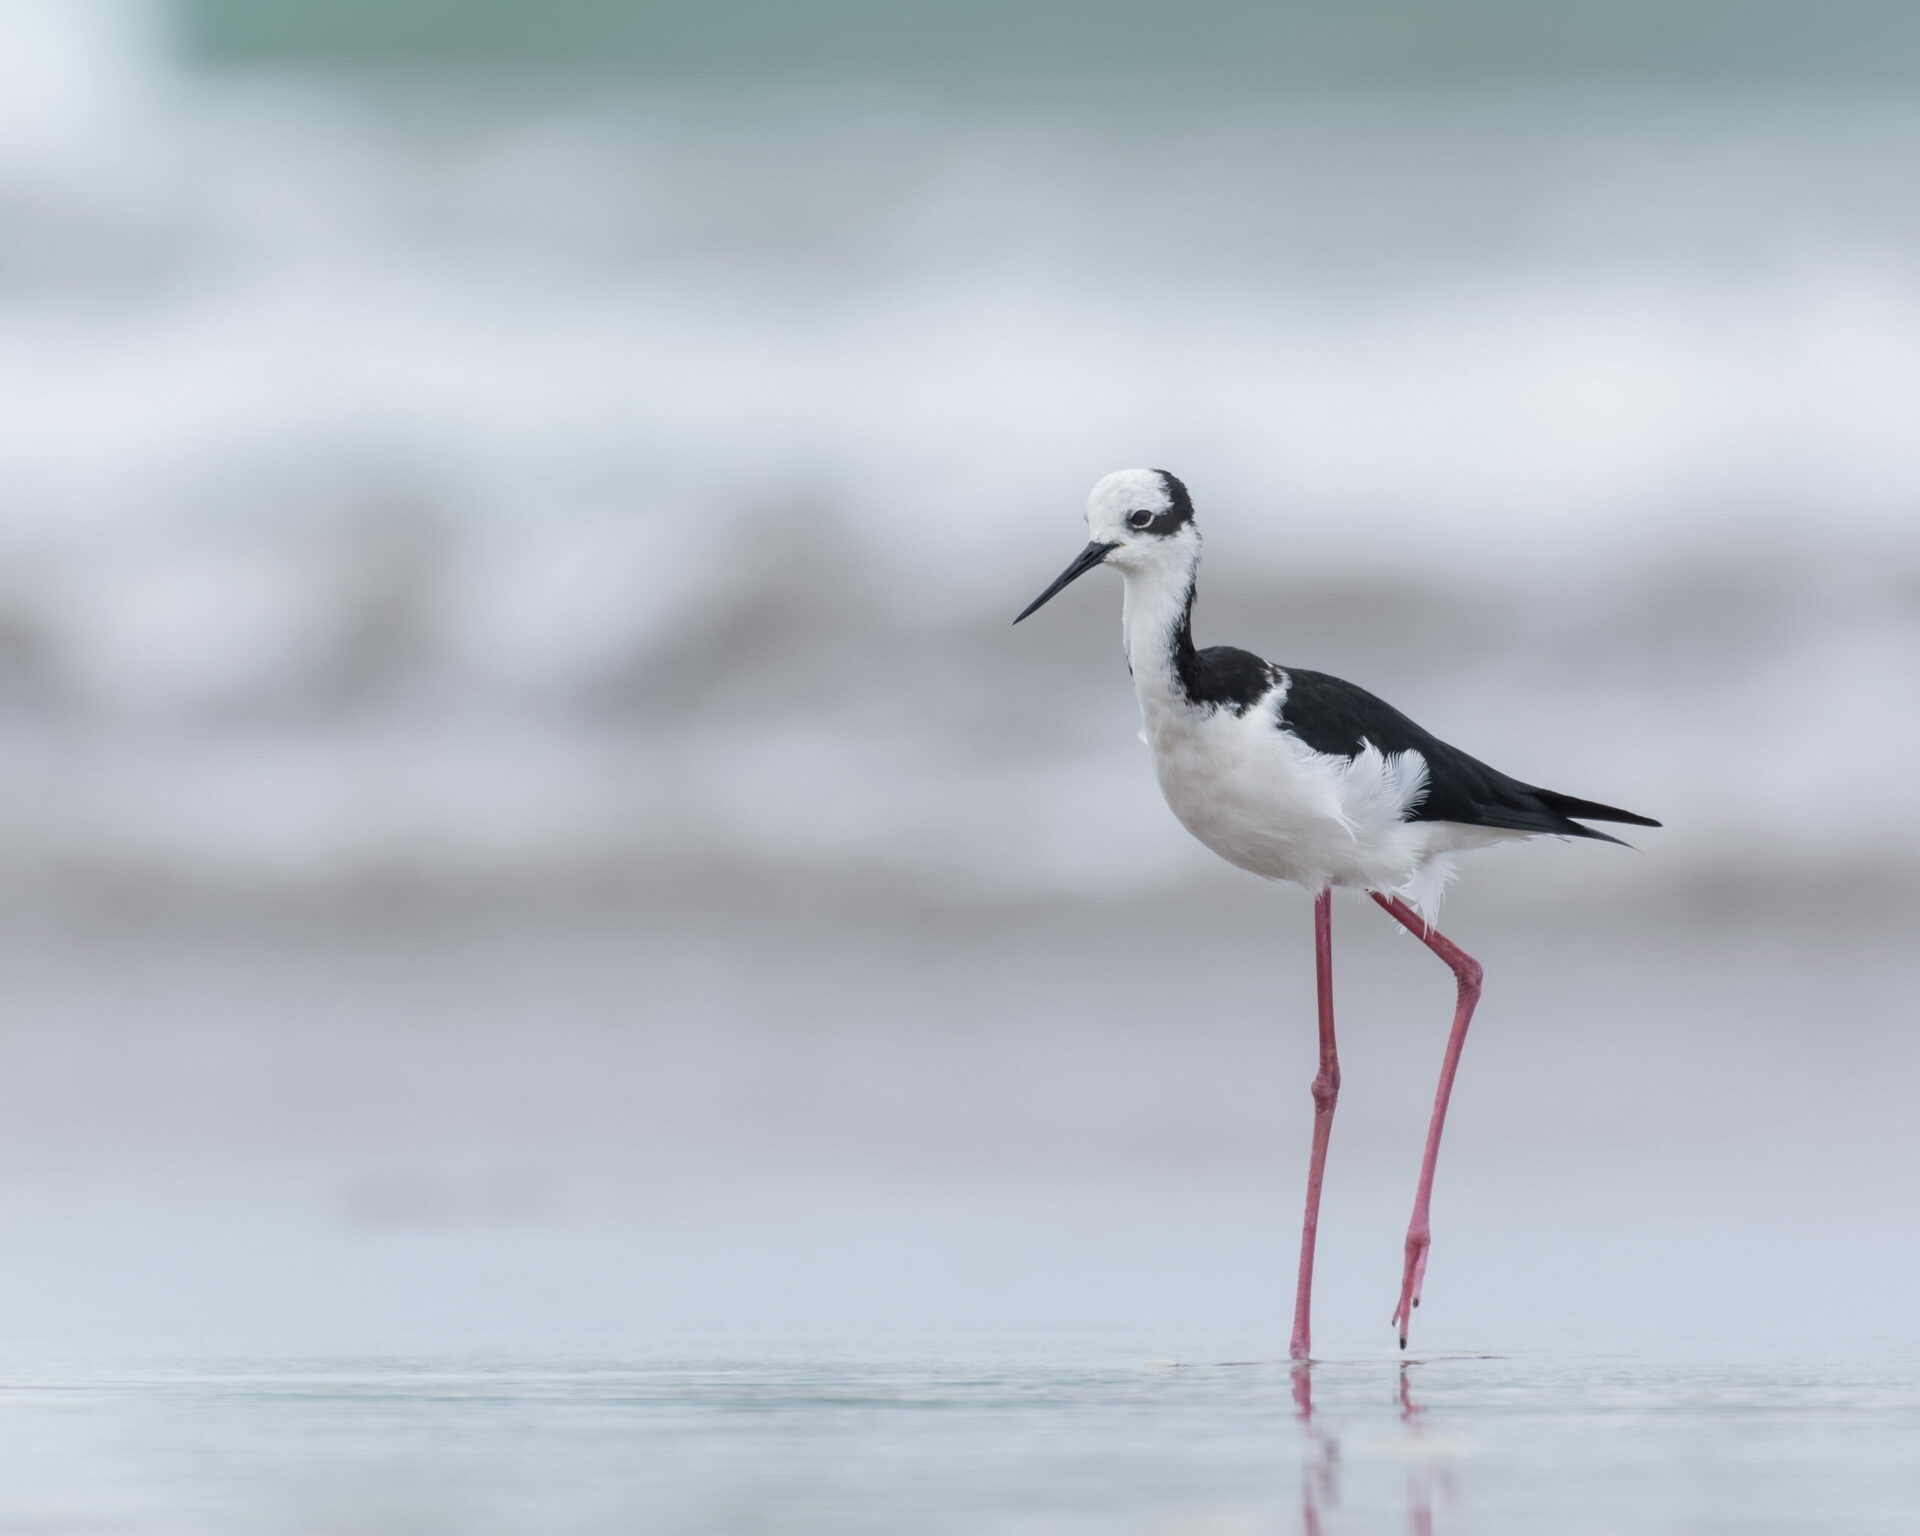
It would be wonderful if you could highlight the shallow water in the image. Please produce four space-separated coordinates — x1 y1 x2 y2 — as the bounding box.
0 1341 1914 1534
0 901 1908 1531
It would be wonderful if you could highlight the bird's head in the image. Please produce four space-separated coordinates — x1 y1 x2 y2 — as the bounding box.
1014 468 1200 623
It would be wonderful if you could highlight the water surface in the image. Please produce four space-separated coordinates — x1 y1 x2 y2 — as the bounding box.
0 1341 1912 1533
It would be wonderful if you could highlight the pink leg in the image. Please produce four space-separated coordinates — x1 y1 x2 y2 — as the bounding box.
1289 890 1339 1361
1370 892 1484 1349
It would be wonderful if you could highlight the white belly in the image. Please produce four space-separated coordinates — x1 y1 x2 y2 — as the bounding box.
1145 699 1516 900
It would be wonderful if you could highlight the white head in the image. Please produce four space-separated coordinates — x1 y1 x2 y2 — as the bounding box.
1014 468 1200 623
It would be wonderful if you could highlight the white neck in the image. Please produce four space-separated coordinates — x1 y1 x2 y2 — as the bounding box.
1119 550 1199 731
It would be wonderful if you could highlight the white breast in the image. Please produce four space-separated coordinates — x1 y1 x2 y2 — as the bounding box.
1109 542 1520 914
1144 678 1460 898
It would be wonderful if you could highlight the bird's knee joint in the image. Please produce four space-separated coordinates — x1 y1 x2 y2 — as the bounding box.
1311 1070 1340 1109
1455 959 1483 992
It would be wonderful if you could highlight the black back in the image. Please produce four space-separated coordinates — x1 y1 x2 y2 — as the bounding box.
1123 521 1658 841
1271 666 1658 841
1175 644 1273 713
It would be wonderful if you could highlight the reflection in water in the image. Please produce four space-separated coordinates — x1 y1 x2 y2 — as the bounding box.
1401 1366 1433 1536
1293 1363 1454 1535
1398 1365 1455 1535
1292 1364 1338 1536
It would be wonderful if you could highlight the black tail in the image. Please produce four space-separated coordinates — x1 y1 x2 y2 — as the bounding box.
1534 790 1662 829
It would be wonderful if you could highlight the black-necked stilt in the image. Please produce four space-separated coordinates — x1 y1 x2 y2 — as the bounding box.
1015 468 1660 1358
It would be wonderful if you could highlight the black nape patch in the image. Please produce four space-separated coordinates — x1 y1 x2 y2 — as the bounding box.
1133 469 1195 537
1154 561 1271 715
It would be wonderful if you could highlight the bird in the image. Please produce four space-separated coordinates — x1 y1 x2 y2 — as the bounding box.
1014 468 1659 1359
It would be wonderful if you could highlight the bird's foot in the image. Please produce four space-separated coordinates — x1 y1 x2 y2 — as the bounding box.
1393 1231 1431 1349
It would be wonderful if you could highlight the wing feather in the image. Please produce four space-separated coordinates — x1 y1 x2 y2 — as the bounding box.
1271 666 1660 841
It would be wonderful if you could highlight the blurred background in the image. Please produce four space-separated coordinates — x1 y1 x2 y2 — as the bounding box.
0 0 1917 1373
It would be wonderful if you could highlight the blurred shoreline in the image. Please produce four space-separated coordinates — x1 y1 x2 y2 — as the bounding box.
2 4 1916 915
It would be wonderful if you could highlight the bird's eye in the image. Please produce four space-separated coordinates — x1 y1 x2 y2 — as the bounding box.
1127 510 1154 530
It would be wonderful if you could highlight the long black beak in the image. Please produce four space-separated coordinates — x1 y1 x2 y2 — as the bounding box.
1013 541 1118 624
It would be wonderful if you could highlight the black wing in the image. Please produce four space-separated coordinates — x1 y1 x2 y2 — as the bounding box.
1265 662 1661 843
